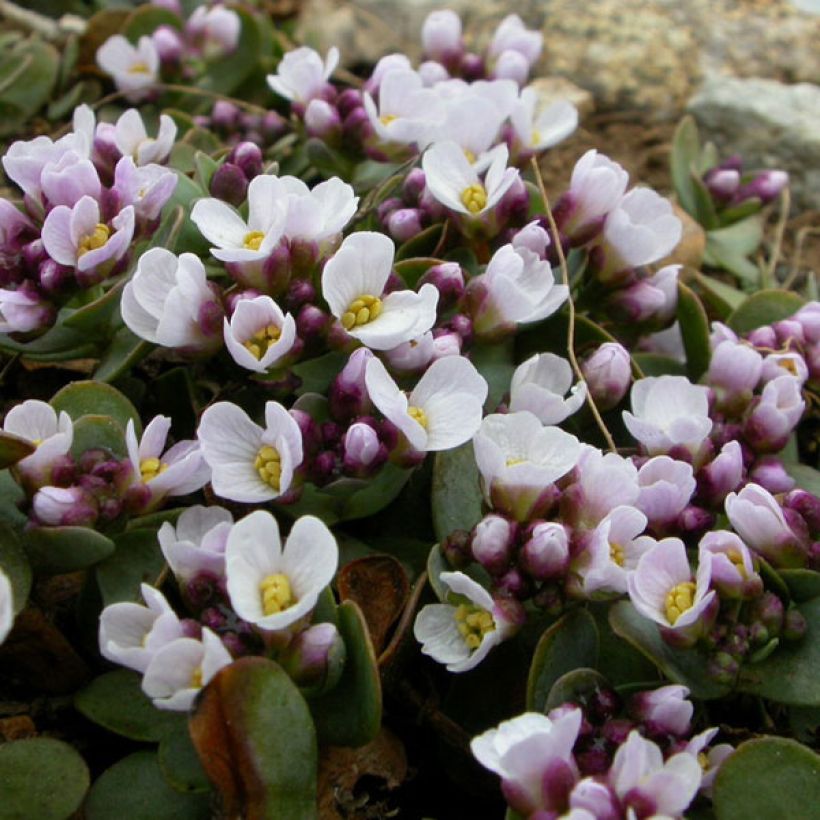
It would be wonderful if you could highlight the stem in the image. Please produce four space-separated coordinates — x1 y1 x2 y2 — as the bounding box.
763 186 790 288
530 156 618 453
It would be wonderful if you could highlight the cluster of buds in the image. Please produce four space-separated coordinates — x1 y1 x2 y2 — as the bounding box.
472 685 732 819
96 1 242 100
99 509 344 708
0 106 179 335
703 154 789 213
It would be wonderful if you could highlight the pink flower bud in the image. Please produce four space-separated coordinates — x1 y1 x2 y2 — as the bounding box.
209 163 248 206
227 141 263 180
304 99 342 140
32 485 98 527
471 514 516 575
749 456 795 494
630 685 693 737
387 208 423 243
520 521 569 580
418 262 464 307
280 622 346 692
704 167 740 202
329 348 374 420
152 25 183 63
492 49 529 84
582 342 631 411
343 422 386 476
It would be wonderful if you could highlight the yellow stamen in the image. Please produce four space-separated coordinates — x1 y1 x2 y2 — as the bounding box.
460 183 487 214
32 438 43 446
243 323 282 360
531 129 542 146
609 542 625 567
340 294 382 330
380 114 396 126
259 572 295 616
453 602 496 651
463 148 477 164
780 358 799 376
408 406 428 429
697 752 709 771
190 667 203 688
77 223 110 258
243 231 265 251
129 62 151 75
140 456 168 482
505 457 527 467
254 445 281 491
664 581 697 625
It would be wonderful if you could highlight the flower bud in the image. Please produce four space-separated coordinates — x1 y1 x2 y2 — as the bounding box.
581 342 631 411
470 514 516 575
750 592 784 637
520 521 569 580
704 168 740 202
460 52 485 80
743 375 805 453
209 162 248 206
707 340 763 407
741 170 789 204
784 489 820 535
211 100 240 131
630 684 692 737
32 485 98 527
280 623 346 693
343 422 386 477
418 262 464 308
707 651 739 686
749 456 795 494
746 324 777 348
387 208 423 243
152 25 183 64
329 348 374 420
421 9 463 64
492 49 529 84
494 567 531 599
783 607 807 642
441 529 472 568
402 168 427 204
304 99 342 141
227 141 263 180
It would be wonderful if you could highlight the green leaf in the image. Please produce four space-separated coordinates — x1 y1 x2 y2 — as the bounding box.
0 39 59 135
0 431 35 469
425 544 490 602
51 380 141 435
94 327 153 383
395 223 445 261
189 657 317 818
472 339 515 412
292 351 347 396
123 5 181 40
62 279 127 334
705 217 764 285
693 272 747 318
431 442 483 543
0 737 89 820
727 289 805 334
70 415 127 459
85 751 211 820
96 529 164 607
526 608 599 712
783 463 820 497
670 116 702 219
0 470 26 528
676 281 711 381
779 570 820 603
713 737 820 820
309 600 382 747
23 526 115 575
608 601 731 699
0 321 97 360
393 257 442 288
158 723 211 795
631 353 687 376
545 667 612 712
0 523 31 615
76 670 181 742
198 9 263 95
737 597 820 705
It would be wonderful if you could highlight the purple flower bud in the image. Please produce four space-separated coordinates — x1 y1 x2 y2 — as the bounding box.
608 279 666 323
280 622 346 692
677 505 715 537
260 111 287 141
746 324 777 348
704 168 740 202
418 262 465 308
343 421 386 476
377 197 403 226
749 456 796 494
209 163 248 206
707 340 763 405
494 567 531 599
444 313 474 347
783 607 807 642
492 49 529 84
441 529 472 568
422 9 463 64
211 100 240 131
342 105 373 145
38 259 73 294
495 175 530 224
471 514 516 575
742 170 789 204
304 99 342 141
329 348 374 420
581 342 631 411
707 651 739 686
152 25 183 63
511 221 550 258
227 141 263 180
32 485 98 527
336 88 362 118
387 208 424 243
630 684 692 737
794 302 820 344
697 440 744 507
460 51 485 80
402 168 427 205
310 450 338 486
186 571 224 611
751 592 784 637
296 304 330 350
520 521 569 580
743 375 805 453
784 489 820 534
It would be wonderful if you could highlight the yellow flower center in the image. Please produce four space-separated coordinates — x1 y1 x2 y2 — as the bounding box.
254 445 281 490
341 294 383 330
243 231 265 251
726 549 748 577
140 456 168 482
190 667 203 689
664 581 697 625
460 183 487 214
531 129 542 146
454 603 496 650
77 223 110 257
463 148 477 164
129 62 151 75
609 541 625 567
697 752 710 771
408 405 428 428
260 572 295 616
243 323 282 360
32 438 43 446
505 457 527 467
380 114 396 126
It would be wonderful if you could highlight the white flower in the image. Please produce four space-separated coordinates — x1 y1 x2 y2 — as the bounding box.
197 400 303 503
121 248 222 353
158 505 234 582
622 376 712 458
429 94 509 168
321 231 438 351
96 35 159 101
277 175 358 244
225 510 338 631
266 46 338 105
2 399 73 487
421 10 462 61
636 455 696 526
98 584 185 674
365 355 488 452
488 14 543 66
561 149 629 239
190 174 287 265
126 416 210 505
142 628 233 711
473 411 581 520
187 4 241 58
569 445 640 528
114 109 176 166
112 157 177 222
0 569 13 645
422 140 519 217
414 571 519 672
363 69 445 147
223 295 297 373
510 87 578 152
509 353 587 424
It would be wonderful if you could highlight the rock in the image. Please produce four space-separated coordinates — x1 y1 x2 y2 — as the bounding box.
688 76 820 211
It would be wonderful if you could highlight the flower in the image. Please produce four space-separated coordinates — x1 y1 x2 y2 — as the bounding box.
321 231 438 350
223 295 297 373
488 14 543 67
636 456 696 528
113 109 176 166
40 150 101 208
682 728 734 795
0 569 13 645
699 530 763 599
622 375 712 459
470 709 582 816
421 9 462 61
414 571 521 672
342 422 385 475
509 353 587 424
510 88 578 154
707 339 763 399
99 584 185 674
266 46 339 106
41 196 135 279
581 342 632 410
197 400 303 503
158 505 234 582
0 286 53 335
422 140 519 218
126 416 210 509
698 440 744 505
743 374 806 452
627 537 716 641
365 355 488 452
278 176 358 245
32 486 97 527
225 510 338 631
473 411 580 520
96 35 159 101
121 248 223 353
142 627 233 711
186 4 241 59
630 684 693 736
2 400 73 488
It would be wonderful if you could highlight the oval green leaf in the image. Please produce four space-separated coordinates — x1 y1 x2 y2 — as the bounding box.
23 526 115 575
676 281 711 381
51 380 141 435
727 289 805 334
431 442 483 543
96 529 165 607
0 431 35 470
0 522 31 615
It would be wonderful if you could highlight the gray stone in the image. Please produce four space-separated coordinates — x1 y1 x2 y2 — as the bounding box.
688 76 820 210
